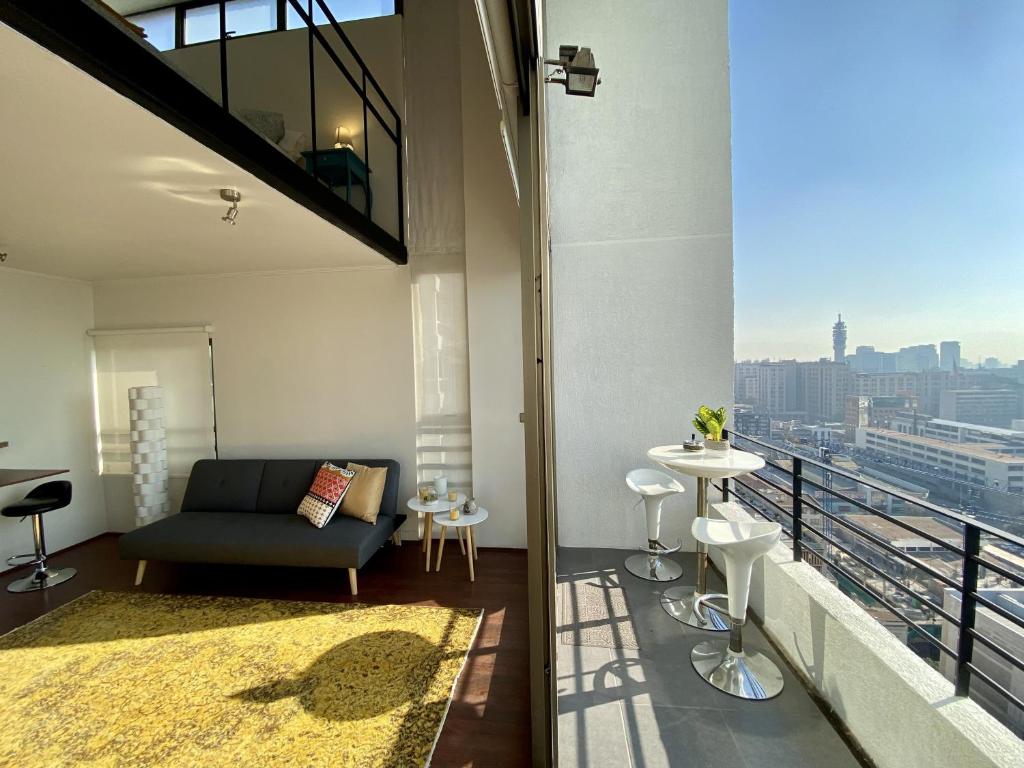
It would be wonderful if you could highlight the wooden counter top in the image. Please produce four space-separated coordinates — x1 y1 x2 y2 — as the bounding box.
0 468 69 488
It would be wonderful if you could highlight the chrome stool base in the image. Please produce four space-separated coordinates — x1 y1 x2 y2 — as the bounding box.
661 585 730 631
691 640 784 700
7 567 77 593
624 553 683 582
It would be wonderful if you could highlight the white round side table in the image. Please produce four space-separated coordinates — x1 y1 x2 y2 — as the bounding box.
433 507 488 582
646 445 766 631
406 494 466 573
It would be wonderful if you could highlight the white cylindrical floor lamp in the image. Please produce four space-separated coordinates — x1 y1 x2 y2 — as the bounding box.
128 385 170 528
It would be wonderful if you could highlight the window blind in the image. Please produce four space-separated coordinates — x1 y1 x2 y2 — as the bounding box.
92 330 216 476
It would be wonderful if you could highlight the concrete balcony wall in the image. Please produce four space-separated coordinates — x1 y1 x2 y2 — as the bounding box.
710 501 1024 768
546 0 735 551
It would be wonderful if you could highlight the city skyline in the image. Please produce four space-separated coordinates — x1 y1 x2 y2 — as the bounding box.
730 0 1024 364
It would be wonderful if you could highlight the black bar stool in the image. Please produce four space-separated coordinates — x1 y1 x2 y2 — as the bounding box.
3 480 76 593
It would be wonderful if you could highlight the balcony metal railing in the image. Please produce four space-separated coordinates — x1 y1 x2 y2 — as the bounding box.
209 0 404 243
717 430 1024 732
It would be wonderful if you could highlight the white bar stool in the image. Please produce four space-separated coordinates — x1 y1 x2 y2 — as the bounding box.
689 517 784 700
624 469 684 582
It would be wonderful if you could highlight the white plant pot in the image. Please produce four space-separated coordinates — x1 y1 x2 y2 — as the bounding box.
705 438 730 451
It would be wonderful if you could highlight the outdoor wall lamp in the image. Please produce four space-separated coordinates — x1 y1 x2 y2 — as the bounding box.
544 45 601 97
220 188 241 225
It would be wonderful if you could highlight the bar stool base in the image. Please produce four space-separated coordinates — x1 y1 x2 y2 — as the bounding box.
691 641 784 700
624 554 682 582
7 567 77 593
661 586 730 631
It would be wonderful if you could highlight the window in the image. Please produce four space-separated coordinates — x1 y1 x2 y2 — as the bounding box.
92 330 217 477
226 0 277 37
184 4 221 44
127 7 175 51
286 0 395 29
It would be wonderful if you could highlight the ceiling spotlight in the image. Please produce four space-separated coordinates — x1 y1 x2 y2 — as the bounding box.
220 188 241 225
544 45 601 97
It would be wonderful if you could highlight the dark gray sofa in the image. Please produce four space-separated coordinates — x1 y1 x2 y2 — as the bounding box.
119 458 404 595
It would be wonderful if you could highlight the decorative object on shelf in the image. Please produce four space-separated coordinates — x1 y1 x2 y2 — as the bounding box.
447 489 458 502
449 507 459 521
463 498 479 515
128 385 170 528
683 433 704 452
693 405 729 451
334 124 354 150
433 474 448 497
418 484 438 504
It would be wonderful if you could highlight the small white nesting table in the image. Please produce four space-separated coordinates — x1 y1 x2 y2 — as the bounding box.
433 507 488 582
646 445 766 631
406 494 466 573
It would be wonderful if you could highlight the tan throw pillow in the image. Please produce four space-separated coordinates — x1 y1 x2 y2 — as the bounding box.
340 462 388 524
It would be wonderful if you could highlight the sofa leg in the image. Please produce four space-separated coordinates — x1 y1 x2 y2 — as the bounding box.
348 567 358 596
134 560 147 587
392 532 401 546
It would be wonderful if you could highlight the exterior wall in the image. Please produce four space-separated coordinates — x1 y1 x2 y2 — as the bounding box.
710 501 1024 768
0 268 108 563
546 0 734 548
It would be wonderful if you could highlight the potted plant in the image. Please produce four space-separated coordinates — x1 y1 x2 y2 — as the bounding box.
693 405 729 451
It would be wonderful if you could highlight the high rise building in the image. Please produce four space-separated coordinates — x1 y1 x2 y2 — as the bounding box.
897 344 939 372
940 341 961 371
798 360 852 422
832 313 847 364
939 389 1022 428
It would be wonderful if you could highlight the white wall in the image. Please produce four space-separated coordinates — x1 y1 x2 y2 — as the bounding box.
0 269 107 564
546 0 735 548
459 2 527 549
91 266 419 534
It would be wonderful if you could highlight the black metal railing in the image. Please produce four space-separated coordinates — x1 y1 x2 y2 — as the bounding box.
112 0 403 243
282 0 403 242
717 429 1024 733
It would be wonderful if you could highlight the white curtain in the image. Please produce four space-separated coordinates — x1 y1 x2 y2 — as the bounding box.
92 330 216 478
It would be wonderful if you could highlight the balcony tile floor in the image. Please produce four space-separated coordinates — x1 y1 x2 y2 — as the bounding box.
557 547 865 768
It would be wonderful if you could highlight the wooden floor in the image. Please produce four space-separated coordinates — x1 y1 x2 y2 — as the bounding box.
0 533 532 768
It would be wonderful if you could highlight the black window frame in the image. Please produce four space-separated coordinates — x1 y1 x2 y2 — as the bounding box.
126 0 402 51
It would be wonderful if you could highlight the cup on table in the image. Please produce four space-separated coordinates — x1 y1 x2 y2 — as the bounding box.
447 489 458 502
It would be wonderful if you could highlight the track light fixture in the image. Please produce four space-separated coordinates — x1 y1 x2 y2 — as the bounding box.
544 45 601 97
220 188 241 225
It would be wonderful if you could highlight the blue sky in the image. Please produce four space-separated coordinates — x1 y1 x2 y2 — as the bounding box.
730 0 1024 364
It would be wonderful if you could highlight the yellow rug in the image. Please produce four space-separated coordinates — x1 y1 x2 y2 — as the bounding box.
0 591 481 767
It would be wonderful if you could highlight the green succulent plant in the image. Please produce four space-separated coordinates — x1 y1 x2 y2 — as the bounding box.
692 405 728 441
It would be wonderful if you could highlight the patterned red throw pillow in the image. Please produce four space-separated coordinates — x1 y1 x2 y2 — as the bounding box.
297 462 356 528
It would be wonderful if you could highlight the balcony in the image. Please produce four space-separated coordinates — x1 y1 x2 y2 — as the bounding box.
0 0 405 262
556 431 1024 767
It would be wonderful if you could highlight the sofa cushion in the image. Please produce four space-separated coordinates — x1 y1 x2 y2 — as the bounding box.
297 462 355 528
326 459 400 518
180 460 265 513
255 460 320 514
119 511 407 569
339 462 388 524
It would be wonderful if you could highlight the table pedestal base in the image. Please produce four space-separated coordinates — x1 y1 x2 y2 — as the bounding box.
661 585 730 631
624 553 683 582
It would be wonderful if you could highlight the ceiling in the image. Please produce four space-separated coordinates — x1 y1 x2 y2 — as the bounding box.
0 22 389 282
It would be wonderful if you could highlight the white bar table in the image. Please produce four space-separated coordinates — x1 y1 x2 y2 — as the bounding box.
646 445 765 631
